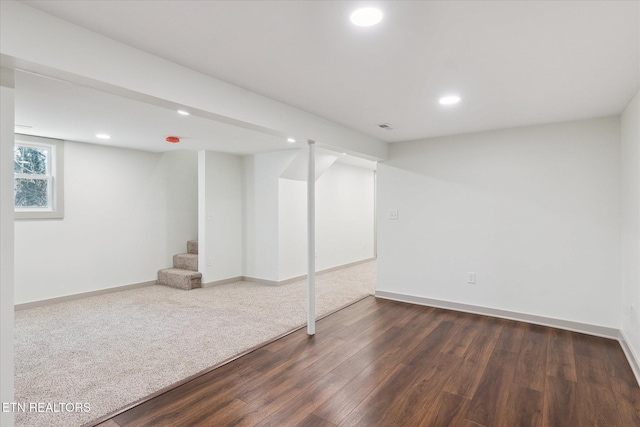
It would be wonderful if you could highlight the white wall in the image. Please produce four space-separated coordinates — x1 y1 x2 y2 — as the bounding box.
377 117 621 328
198 151 243 283
279 162 375 280
1 67 15 427
14 143 197 304
278 178 307 280
621 89 640 367
243 150 298 281
160 151 199 254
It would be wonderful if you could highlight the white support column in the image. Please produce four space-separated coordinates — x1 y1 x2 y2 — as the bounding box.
1 66 16 427
307 140 316 335
197 151 206 282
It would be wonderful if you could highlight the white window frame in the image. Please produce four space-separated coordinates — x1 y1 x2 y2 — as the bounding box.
14 135 64 220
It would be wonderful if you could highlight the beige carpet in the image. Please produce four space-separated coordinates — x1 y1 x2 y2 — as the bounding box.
14 261 376 427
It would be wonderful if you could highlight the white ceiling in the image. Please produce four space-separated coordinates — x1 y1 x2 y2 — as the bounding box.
15 71 379 170
17 0 640 145
14 71 293 155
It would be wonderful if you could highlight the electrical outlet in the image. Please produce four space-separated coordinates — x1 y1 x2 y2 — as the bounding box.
467 272 476 284
389 209 398 220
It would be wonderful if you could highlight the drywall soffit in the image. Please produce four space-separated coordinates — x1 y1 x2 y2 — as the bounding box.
280 149 338 182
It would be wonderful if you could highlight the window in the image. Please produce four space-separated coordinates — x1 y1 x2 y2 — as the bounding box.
14 135 64 219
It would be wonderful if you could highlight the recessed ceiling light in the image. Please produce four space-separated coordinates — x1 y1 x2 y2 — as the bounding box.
342 152 347 156
96 133 111 139
439 95 461 105
350 8 383 27
287 137 296 143
177 110 190 116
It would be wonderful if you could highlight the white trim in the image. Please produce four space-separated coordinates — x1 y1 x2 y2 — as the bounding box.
14 134 64 220
375 290 619 339
14 280 156 311
245 258 377 287
278 258 376 285
201 276 244 288
376 290 640 387
14 260 377 309
242 276 279 286
619 329 640 387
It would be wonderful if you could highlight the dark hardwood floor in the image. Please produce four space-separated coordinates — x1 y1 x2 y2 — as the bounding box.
97 296 640 427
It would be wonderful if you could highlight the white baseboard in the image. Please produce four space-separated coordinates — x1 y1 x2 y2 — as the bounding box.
375 290 640 386
201 276 244 288
15 280 156 311
272 258 377 286
375 290 619 339
619 329 640 387
242 276 279 286
15 259 377 309
212 257 374 287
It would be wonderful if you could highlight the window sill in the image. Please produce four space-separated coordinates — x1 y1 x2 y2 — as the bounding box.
15 210 64 220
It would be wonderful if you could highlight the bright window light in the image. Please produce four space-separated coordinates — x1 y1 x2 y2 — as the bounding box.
350 8 383 27
96 133 111 139
13 136 65 219
439 96 461 105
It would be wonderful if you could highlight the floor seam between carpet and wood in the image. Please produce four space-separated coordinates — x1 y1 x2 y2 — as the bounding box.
84 293 374 427
14 261 376 427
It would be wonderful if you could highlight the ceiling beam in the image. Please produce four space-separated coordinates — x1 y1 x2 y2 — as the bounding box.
0 1 388 161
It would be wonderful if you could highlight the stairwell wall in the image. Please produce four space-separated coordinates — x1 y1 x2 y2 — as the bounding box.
242 150 299 282
198 151 243 283
242 150 375 283
14 143 198 304
278 162 375 280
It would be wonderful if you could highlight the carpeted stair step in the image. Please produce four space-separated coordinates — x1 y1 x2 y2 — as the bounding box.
158 268 202 290
173 253 198 271
187 240 198 255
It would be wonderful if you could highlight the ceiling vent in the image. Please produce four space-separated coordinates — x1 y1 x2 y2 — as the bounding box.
377 123 394 130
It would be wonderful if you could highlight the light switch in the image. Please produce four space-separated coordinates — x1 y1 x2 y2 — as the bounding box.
389 209 398 220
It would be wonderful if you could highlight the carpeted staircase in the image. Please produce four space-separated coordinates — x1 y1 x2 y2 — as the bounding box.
157 240 201 290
